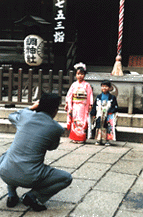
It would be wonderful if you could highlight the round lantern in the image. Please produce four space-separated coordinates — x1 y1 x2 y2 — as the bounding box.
24 35 44 66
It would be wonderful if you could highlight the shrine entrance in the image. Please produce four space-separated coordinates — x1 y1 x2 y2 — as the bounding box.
75 0 143 67
75 0 118 66
0 0 142 68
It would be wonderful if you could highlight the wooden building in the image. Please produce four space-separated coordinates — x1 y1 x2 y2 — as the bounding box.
0 0 142 70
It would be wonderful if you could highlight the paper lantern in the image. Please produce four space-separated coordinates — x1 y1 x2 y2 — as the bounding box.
24 35 44 66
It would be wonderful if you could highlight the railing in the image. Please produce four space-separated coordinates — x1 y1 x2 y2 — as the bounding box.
0 39 50 65
0 37 77 75
0 67 75 106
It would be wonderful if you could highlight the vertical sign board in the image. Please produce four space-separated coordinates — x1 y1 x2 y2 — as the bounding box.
53 0 67 73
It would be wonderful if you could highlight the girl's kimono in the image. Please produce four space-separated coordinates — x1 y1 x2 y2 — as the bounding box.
91 93 118 142
66 80 93 142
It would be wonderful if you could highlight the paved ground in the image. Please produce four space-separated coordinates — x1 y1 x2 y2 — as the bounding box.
0 134 143 217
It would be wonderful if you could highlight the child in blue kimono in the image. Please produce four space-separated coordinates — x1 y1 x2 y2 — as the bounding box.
90 80 118 146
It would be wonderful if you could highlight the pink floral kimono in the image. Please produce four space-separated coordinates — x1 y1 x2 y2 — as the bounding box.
66 80 93 142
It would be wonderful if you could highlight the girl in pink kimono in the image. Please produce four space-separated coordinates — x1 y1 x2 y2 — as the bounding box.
65 63 93 143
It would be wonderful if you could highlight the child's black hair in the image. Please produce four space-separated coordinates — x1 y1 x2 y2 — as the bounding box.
101 80 111 88
76 67 87 75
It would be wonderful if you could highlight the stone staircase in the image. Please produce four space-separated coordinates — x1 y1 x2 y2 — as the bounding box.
0 107 142 143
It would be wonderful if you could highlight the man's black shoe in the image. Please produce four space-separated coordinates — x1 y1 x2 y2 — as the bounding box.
7 196 19 207
22 194 47 212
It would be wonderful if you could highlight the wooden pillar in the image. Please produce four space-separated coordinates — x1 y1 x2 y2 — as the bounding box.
128 86 134 114
0 67 3 100
18 68 22 102
38 69 42 99
28 68 33 103
69 70 74 87
58 70 63 97
49 69 53 93
8 68 13 102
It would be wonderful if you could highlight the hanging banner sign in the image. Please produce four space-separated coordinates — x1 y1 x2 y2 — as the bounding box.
53 0 67 72
24 35 44 66
53 0 66 44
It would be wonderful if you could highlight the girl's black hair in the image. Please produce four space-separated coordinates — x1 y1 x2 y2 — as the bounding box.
101 80 111 88
76 67 87 75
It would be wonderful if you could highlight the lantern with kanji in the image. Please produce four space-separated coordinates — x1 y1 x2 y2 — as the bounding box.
24 34 44 66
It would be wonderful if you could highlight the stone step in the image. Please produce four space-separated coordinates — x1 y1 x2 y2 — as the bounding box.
0 107 67 121
0 108 142 142
0 119 68 135
0 108 143 128
0 119 142 142
116 113 143 128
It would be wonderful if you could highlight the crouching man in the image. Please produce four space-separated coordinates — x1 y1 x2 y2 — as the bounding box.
0 93 72 212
